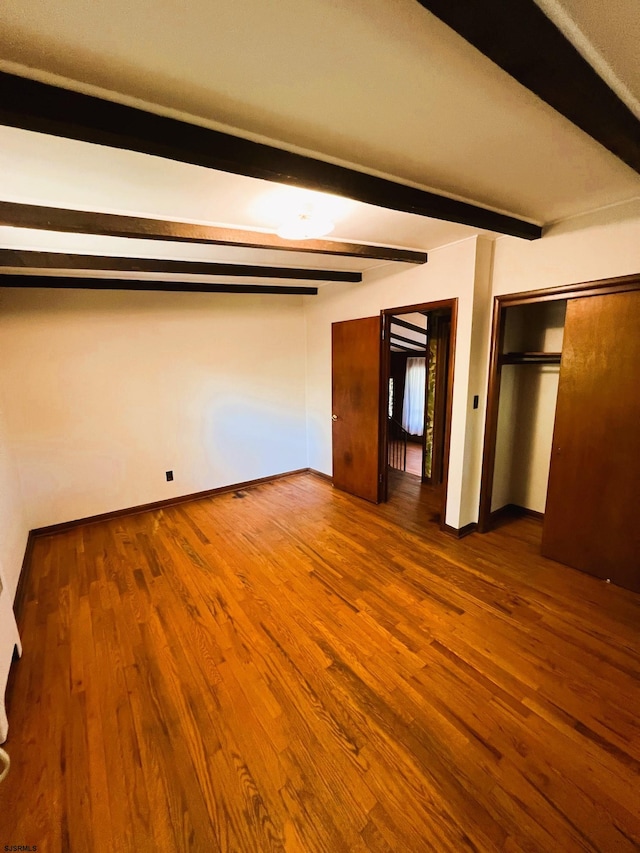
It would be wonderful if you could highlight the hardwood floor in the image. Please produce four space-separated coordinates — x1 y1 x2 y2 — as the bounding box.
2 472 639 851
404 442 423 477
388 441 423 477
385 466 441 529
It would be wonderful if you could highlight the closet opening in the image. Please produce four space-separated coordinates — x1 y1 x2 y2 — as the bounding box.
478 272 640 594
485 299 567 532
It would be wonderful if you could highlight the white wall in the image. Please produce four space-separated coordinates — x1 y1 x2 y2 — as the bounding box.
1 200 638 546
492 366 560 513
490 199 640 513
492 199 640 295
492 302 566 513
0 394 28 602
304 236 483 528
0 287 308 529
0 392 26 742
458 237 494 524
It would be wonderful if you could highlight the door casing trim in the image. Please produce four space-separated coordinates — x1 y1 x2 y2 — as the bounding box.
380 299 458 531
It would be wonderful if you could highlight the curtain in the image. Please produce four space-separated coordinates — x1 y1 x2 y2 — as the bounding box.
402 357 426 435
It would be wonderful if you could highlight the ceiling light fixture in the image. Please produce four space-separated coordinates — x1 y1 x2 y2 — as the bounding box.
276 213 334 241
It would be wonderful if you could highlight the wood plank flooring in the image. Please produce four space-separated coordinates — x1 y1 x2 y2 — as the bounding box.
388 441 423 476
1 472 639 852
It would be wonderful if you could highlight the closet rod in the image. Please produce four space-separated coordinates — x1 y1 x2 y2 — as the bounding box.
500 352 561 365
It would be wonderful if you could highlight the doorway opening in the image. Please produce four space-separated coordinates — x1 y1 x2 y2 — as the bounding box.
381 300 456 530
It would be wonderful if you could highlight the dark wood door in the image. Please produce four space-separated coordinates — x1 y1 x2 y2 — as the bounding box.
541 290 640 592
331 316 382 503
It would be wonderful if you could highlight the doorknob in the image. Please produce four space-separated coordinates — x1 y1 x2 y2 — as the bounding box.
332 414 338 421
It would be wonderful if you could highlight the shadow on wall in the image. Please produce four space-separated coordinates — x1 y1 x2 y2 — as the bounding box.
506 365 560 511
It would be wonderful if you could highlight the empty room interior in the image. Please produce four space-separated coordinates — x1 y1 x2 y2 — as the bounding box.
0 0 639 850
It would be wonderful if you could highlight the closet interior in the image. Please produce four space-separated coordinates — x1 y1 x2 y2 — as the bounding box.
491 299 567 521
481 277 640 593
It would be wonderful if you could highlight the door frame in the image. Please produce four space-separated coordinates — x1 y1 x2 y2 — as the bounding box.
380 298 458 531
478 272 640 533
423 312 451 487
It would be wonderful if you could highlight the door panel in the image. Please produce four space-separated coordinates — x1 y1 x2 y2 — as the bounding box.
331 316 381 503
541 291 640 592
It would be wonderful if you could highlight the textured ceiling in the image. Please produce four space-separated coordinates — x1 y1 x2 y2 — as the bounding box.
533 0 640 118
0 0 638 275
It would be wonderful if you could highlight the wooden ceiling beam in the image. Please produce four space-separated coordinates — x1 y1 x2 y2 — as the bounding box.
391 345 427 354
416 0 640 175
0 249 362 282
390 331 426 348
391 316 428 335
0 274 317 296
0 71 541 240
0 201 427 264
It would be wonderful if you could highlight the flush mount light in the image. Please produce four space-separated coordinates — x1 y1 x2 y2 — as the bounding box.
276 213 335 240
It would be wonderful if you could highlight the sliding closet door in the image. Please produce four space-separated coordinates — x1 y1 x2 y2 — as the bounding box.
542 290 640 592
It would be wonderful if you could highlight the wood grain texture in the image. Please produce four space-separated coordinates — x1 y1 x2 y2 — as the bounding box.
0 201 428 265
0 249 363 282
332 317 382 503
542 291 640 591
429 312 451 487
2 472 640 851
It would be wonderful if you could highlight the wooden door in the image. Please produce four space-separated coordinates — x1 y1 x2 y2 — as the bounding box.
541 290 640 592
331 316 382 503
